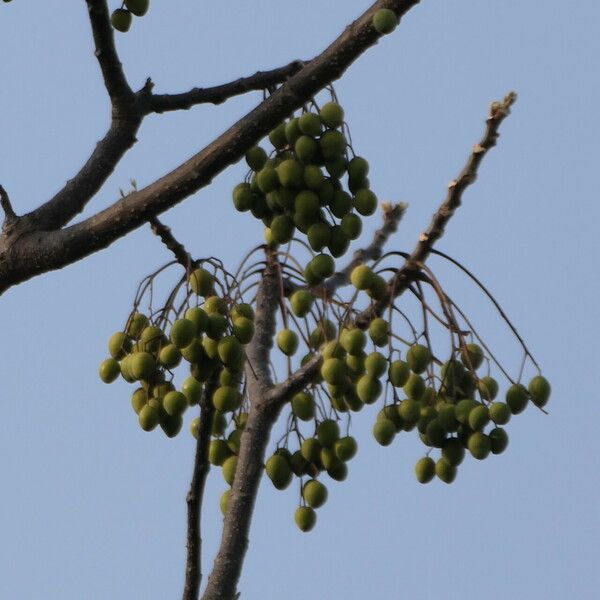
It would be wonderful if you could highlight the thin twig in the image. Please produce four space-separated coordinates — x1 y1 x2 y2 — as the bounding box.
149 216 195 271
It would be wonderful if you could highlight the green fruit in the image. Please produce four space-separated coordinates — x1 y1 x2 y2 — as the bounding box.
345 352 366 376
156 344 180 369
126 312 149 339
276 329 299 356
99 358 120 383
265 455 292 490
368 318 389 346
130 388 147 415
373 8 398 34
188 268 214 297
232 183 254 211
489 427 509 454
160 413 183 438
111 8 132 32
227 429 243 454
292 391 315 421
245 146 267 171
317 419 340 447
184 307 208 334
290 289 313 318
295 506 317 532
129 352 155 380
325 156 347 178
295 135 318 163
217 336 244 367
295 190 320 215
232 317 254 344
290 451 310 477
478 376 499 400
108 331 131 359
340 213 362 240
319 130 346 160
220 489 231 516
321 341 345 360
310 253 335 279
441 438 465 466
353 189 377 216
327 459 348 481
460 343 484 370
270 215 294 244
506 383 529 414
388 360 410 387
334 436 357 461
206 313 228 339
366 275 388 301
309 319 336 347
230 303 254 321
406 344 431 374
319 102 344 128
399 398 421 423
269 123 287 149
222 456 238 486
168 318 195 349
352 266 377 292
302 479 328 508
300 438 322 463
182 339 207 364
299 112 322 137
435 458 457 484
318 179 336 204
321 358 346 385
340 328 366 355
212 386 241 412
468 404 490 431
356 375 382 404
436 403 458 432
139 326 163 352
489 402 511 425
189 417 200 439
277 159 303 188
285 118 303 145
347 156 369 180
528 375 551 408
373 419 396 446
327 225 350 258
365 351 387 378
256 167 279 193
139 404 159 431
468 432 491 460
203 296 227 315
219 368 242 387
425 420 447 448
455 398 478 423
304 165 325 190
125 0 149 17
181 376 203 405
415 457 435 484
163 391 187 417
403 372 425 400
329 191 352 218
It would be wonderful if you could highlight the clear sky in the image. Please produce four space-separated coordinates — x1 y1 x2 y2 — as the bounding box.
1 1 598 599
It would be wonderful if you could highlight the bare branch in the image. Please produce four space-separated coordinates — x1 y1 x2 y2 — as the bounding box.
267 353 323 408
149 216 195 270
140 61 306 114
356 91 517 328
0 185 17 231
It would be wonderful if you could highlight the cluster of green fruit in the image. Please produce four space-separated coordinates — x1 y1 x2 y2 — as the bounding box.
111 0 149 32
98 266 257 436
232 100 380 285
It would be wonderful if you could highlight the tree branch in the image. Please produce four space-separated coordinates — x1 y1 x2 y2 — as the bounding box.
0 185 17 232
182 377 218 600
0 0 420 295
355 92 517 328
266 353 323 408
140 61 306 114
149 216 195 270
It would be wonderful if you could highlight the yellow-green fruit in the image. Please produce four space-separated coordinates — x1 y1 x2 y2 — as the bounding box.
319 102 344 128
222 456 238 486
138 404 159 431
455 399 478 424
188 268 214 297
290 451 310 477
435 458 457 484
212 386 241 412
190 417 200 439
310 253 335 279
265 455 293 490
368 318 389 347
111 8 132 32
158 344 181 369
415 456 435 484
231 303 255 321
184 307 208 334
139 326 163 352
227 429 243 455
125 0 149 17
182 339 207 364
292 392 315 421
209 440 232 466
299 112 322 136
206 313 228 339
340 328 366 355
489 427 509 454
321 341 345 361
232 317 254 345
163 391 187 417
232 182 254 212
321 358 346 385
468 432 491 460
320 130 346 160
204 296 227 315
126 312 149 339
399 398 421 423
181 376 203 406
304 165 325 190
290 290 313 318
131 388 147 415
406 344 431 374
220 368 242 388
388 360 410 387
353 189 377 216
468 404 490 431
295 135 319 162
269 122 287 148
317 419 340 447
478 376 499 400
99 358 120 383
160 413 183 438
489 402 511 425
347 156 369 180
528 375 551 408
169 318 195 349
277 159 303 188
220 490 231 516
270 215 295 244
373 419 396 446
506 383 529 414
130 352 155 380
245 146 267 171
378 406 403 432
302 479 328 508
424 420 447 448
334 436 357 461
300 437 322 463
372 8 398 34
365 351 387 378
295 506 317 532
356 375 382 404
340 213 362 240
366 275 388 301
211 411 227 436
256 167 279 193
285 118 302 145
441 438 465 466
108 331 131 359
217 336 244 368
460 343 484 370
345 352 365 376
403 372 426 400
276 329 299 356
436 403 458 432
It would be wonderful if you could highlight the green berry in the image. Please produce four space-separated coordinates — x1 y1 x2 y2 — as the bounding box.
294 506 317 532
528 375 551 408
415 456 435 483
99 358 120 383
372 8 398 34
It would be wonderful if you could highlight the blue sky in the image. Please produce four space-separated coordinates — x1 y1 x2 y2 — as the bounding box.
1 1 598 599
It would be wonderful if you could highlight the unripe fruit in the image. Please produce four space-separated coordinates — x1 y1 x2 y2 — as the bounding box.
321 341 345 361
478 375 499 400
425 420 447 448
310 253 335 279
372 8 398 34
528 375 551 408
436 403 458 432
276 329 299 356
327 225 350 258
160 391 185 417
265 455 293 490
108 331 131 359
415 456 435 483
292 391 315 421
468 404 490 431
506 383 529 414
388 360 410 387
295 135 319 163
353 189 377 216
245 146 267 171
399 398 421 423
350 264 374 290
365 351 387 378
181 376 202 406
277 159 304 188
319 102 344 128
319 130 346 160
435 458 457 484
406 344 431 374
347 156 369 179
373 419 396 446
468 432 491 460
130 352 155 380
345 352 366 376
368 318 389 347
285 118 303 145
111 9 132 32
340 328 366 355
321 358 346 385
156 344 180 369
139 326 163 352
366 275 388 302
299 112 322 136
125 0 149 17
316 419 340 447
126 312 149 339
325 157 347 179
206 313 228 339
290 290 313 318
340 213 362 240
302 479 328 508
295 506 317 532
334 436 357 462
269 123 287 148
304 165 325 190
130 388 147 415
232 183 254 211
489 427 509 454
330 190 353 218
160 413 183 438
270 215 295 244
139 404 159 431
99 358 120 383
212 386 241 412
220 490 231 516
442 438 465 466
403 372 426 400
168 318 194 349
327 459 348 482
300 438 322 463
182 339 207 364
455 399 478 424
460 343 484 370
489 402 511 425
356 375 382 404
217 336 244 368
188 267 213 296
222 456 238 486
295 189 320 215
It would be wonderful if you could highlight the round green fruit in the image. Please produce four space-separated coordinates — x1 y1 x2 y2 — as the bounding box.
206 313 228 339
321 358 346 385
125 0 149 17
319 102 344 128
399 398 422 423
265 454 292 490
232 183 254 211
489 402 511 425
299 112 322 137
290 289 313 318
277 159 303 188
406 344 431 374
350 264 374 290
468 432 491 460
300 438 322 463
435 458 457 484
373 419 396 446
181 376 203 405
468 404 490 431
310 253 335 279
292 391 315 421
129 352 155 380
365 351 387 378
156 343 179 368
489 427 509 454
99 358 120 383
372 8 398 34
269 123 287 149
222 456 238 486
460 343 484 370
217 336 244 368
506 383 529 414
126 312 149 339
403 372 426 400
356 375 382 404
415 456 435 484
295 506 317 532
163 391 187 417
232 317 254 345
319 130 346 160
340 328 366 355
316 419 340 447
353 189 377 216
270 215 295 244
302 479 328 508
212 386 241 412
138 404 159 432
368 318 389 347
285 118 303 145
188 268 214 297
108 331 131 359
340 213 362 240
478 376 499 400
111 8 132 32
441 438 465 466
245 146 267 171
334 436 357 462
220 489 231 516
388 360 410 388
169 318 195 349
304 165 325 190
295 135 319 163
528 375 551 408
130 388 147 415
276 329 299 356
